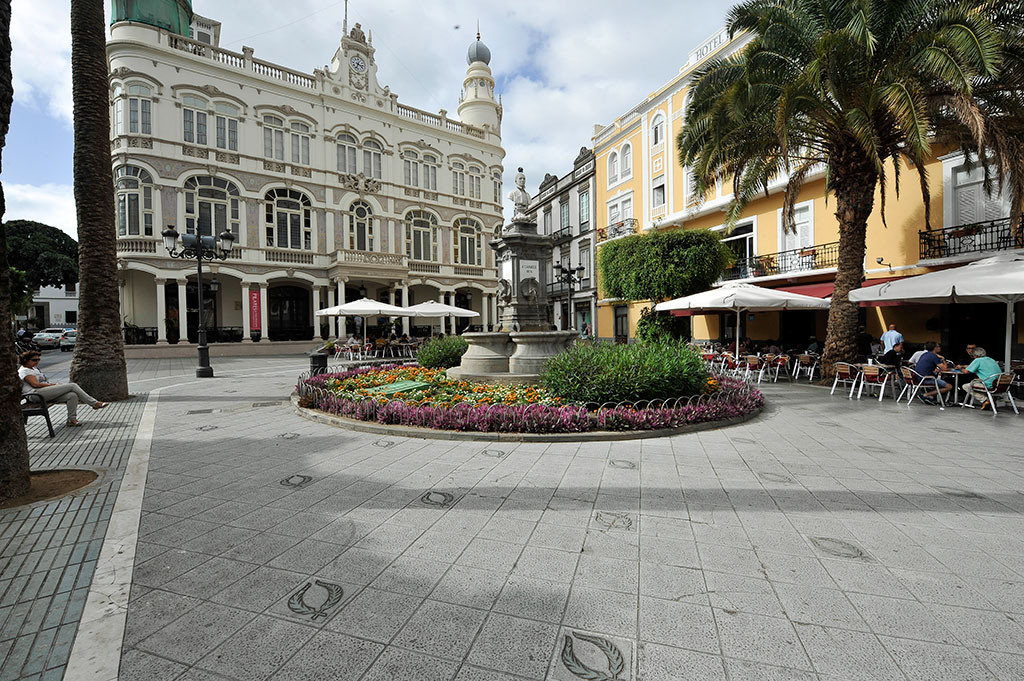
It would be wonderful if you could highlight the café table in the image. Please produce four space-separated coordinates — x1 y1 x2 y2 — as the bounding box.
939 370 968 407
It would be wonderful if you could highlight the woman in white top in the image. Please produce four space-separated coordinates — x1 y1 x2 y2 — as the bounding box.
17 351 107 427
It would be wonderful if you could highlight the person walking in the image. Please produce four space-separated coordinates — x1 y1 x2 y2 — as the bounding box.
17 351 107 427
880 323 904 354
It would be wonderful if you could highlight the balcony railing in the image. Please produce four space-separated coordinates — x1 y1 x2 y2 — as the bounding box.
722 240 840 281
597 218 639 242
547 281 569 296
551 226 573 242
919 217 1021 261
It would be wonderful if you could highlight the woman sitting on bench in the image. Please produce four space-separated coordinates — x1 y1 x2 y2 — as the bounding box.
17 351 107 427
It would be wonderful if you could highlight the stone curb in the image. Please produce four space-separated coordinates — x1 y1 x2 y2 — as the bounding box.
290 393 763 442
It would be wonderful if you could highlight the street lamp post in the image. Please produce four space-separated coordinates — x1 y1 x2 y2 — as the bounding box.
162 225 235 378
553 261 586 330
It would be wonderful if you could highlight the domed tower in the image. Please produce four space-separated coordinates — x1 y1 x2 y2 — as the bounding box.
457 30 501 134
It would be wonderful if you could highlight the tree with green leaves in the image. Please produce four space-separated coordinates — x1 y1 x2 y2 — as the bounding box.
69 0 128 400
4 220 78 291
0 0 31 502
678 0 1023 377
598 229 732 302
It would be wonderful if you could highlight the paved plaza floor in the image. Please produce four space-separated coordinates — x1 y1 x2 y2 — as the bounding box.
4 353 1024 680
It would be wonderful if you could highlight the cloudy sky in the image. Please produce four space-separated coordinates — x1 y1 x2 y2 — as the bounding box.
3 0 730 238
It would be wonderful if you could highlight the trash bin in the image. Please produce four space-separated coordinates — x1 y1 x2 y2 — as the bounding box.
309 352 328 376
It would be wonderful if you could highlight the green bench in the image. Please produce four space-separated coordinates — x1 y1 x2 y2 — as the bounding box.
365 380 432 396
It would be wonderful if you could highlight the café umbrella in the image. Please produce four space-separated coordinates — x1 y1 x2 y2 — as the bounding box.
850 253 1024 371
406 300 479 336
314 297 416 347
654 282 831 350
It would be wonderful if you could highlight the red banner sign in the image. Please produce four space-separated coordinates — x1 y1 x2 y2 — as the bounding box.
249 289 261 330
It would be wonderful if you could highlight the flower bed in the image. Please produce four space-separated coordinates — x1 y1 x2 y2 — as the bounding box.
298 365 763 434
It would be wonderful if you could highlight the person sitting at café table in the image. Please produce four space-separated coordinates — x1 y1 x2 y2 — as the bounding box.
960 346 1003 410
913 342 953 405
954 343 979 382
880 341 905 367
806 336 820 354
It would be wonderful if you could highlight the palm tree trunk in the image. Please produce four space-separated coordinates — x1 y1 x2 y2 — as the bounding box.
68 0 129 400
0 0 31 502
821 146 877 379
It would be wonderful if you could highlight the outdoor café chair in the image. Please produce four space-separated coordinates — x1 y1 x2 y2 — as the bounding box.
795 354 819 382
961 373 1020 415
830 362 860 398
897 367 945 407
742 355 766 384
856 364 897 402
770 354 792 382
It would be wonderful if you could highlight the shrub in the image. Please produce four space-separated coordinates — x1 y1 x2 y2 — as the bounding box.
540 341 708 404
416 335 469 369
634 306 689 343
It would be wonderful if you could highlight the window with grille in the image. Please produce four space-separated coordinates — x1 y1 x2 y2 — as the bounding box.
184 176 241 240
405 210 439 261
115 166 155 237
264 188 312 250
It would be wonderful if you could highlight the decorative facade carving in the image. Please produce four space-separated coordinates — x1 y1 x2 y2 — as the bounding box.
264 160 286 173
182 145 209 158
215 151 240 164
291 165 312 178
128 137 154 148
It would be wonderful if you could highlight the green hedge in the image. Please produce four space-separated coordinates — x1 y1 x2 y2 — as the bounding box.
598 229 732 302
416 335 469 369
541 341 708 404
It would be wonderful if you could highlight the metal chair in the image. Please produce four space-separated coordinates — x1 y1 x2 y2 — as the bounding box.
897 367 945 407
857 365 897 401
961 373 1020 415
795 354 819 381
742 355 766 383
830 362 860 398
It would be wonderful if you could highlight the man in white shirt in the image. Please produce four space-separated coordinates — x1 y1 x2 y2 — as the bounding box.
880 323 904 353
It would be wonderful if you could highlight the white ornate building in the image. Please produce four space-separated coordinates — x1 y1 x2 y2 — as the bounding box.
109 3 504 343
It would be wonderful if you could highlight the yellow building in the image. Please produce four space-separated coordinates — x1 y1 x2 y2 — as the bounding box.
593 27 1022 362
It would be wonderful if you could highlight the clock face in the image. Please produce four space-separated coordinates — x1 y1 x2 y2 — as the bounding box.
350 55 366 73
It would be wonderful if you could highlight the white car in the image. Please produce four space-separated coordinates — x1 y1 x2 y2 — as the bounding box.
34 328 72 349
60 330 78 352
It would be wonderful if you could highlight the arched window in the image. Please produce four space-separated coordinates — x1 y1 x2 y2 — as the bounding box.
454 217 482 266
184 176 240 238
115 84 152 136
115 166 154 237
492 170 501 203
651 113 665 147
214 102 239 151
403 150 419 186
608 151 619 184
405 210 438 261
264 188 312 250
363 139 382 179
290 122 310 165
182 95 208 145
452 161 466 196
468 165 482 199
422 154 438 190
337 133 358 174
263 115 285 161
349 201 375 251
620 144 632 179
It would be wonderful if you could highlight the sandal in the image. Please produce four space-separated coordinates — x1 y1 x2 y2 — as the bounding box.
91 402 108 410
66 419 83 427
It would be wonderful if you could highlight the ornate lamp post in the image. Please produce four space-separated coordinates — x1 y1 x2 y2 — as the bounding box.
161 225 235 377
553 261 586 330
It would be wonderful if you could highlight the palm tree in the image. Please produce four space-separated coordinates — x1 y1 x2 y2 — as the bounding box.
0 0 31 502
69 0 129 400
678 0 1023 377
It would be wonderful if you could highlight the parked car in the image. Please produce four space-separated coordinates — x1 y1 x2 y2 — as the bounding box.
60 330 78 352
33 328 73 349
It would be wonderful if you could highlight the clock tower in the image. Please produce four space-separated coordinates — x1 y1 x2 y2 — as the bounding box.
457 31 501 133
327 20 387 98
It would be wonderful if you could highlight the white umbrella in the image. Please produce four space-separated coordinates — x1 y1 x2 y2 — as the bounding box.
315 297 415 347
850 253 1024 370
655 282 831 350
406 300 478 336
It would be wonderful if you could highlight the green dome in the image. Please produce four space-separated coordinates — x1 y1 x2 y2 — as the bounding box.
111 0 193 36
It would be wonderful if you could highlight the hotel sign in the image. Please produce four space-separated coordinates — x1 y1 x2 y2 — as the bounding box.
688 29 730 66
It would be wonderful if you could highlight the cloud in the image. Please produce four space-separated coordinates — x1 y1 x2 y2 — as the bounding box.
3 183 77 238
11 0 74 124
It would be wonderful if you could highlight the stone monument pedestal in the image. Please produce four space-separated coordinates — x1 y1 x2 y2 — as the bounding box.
508 331 577 375
449 330 576 385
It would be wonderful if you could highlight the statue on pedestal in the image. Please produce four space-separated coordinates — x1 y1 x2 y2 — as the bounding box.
507 167 531 222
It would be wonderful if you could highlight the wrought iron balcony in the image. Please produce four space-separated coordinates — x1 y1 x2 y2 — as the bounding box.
919 217 1020 261
597 218 639 242
551 226 573 242
722 240 840 281
547 281 570 296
